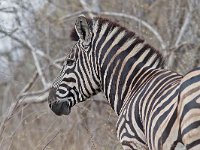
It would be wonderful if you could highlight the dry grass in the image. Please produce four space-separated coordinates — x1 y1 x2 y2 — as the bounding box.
1 100 122 150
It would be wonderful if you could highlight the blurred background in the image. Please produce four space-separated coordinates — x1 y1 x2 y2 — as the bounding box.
0 0 200 149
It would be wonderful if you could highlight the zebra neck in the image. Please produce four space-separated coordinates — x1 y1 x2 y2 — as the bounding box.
96 42 163 115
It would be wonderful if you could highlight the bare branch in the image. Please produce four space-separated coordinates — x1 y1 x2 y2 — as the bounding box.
58 10 86 22
175 12 191 48
26 40 47 87
18 86 50 99
92 0 101 13
0 86 50 139
100 11 166 49
0 101 19 139
17 71 39 96
0 28 62 70
79 0 95 18
59 11 166 49
175 0 195 48
0 7 17 13
0 28 28 48
18 89 49 105
53 56 66 64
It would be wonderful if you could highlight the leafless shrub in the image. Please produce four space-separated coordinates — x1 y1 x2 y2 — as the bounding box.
0 0 199 150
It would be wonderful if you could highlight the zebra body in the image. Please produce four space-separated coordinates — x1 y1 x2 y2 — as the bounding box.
48 16 200 150
117 68 182 149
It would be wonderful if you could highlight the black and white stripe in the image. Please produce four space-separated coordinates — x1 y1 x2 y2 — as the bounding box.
48 16 200 150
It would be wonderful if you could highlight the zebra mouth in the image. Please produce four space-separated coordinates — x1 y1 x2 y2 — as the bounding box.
50 101 71 116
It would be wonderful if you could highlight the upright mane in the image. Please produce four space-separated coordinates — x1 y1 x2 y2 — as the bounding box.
70 16 164 67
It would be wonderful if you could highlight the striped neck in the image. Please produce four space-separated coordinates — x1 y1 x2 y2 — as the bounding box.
90 18 164 115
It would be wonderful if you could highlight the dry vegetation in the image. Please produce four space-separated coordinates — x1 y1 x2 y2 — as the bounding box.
0 0 200 149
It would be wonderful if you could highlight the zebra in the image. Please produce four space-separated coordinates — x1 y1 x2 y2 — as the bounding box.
48 15 200 150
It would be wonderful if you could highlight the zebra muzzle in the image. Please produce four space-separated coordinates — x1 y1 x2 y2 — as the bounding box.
48 87 71 116
50 101 71 116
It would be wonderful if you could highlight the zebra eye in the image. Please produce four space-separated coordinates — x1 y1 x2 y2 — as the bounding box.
66 59 75 66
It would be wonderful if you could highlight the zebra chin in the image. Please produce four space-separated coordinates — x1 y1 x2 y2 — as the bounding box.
50 101 71 116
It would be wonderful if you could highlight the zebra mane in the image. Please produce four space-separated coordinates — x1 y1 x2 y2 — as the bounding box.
70 17 164 66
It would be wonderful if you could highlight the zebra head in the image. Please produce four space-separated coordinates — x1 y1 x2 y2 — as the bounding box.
48 16 101 116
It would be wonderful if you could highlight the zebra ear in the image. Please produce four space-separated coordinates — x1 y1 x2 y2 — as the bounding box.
75 15 91 43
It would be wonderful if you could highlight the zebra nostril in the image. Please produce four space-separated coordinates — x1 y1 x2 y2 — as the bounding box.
61 101 71 115
49 103 52 109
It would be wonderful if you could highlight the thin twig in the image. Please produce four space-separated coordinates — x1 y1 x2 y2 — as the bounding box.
35 50 62 69
175 0 194 48
54 56 66 64
0 30 60 70
43 131 60 150
58 10 86 23
0 28 65 93
17 71 39 97
26 40 47 87
79 0 95 18
0 7 17 13
0 102 19 139
35 119 59 149
0 86 50 139
175 12 191 47
0 28 62 70
0 29 47 88
18 86 50 99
